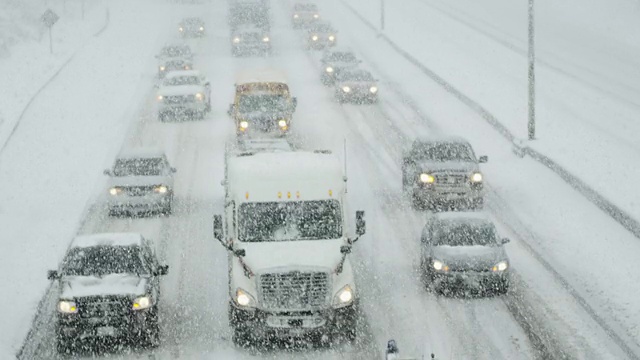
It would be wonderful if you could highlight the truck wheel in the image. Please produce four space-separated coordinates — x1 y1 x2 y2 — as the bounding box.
56 337 73 354
139 308 160 348
471 197 484 210
232 327 253 348
411 193 424 210
158 113 167 123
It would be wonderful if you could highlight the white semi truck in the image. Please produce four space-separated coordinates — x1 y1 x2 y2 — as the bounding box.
213 149 365 346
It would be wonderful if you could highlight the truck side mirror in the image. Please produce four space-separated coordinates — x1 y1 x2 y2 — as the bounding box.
355 210 366 236
47 270 59 280
213 215 224 242
233 248 246 257
292 97 298 110
103 169 112 176
501 237 510 245
340 245 351 254
227 104 234 116
479 155 488 163
156 265 169 276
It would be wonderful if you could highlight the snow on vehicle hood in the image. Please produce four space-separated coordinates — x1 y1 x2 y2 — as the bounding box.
60 273 148 299
432 245 506 270
325 60 359 68
415 160 479 173
237 239 345 274
158 85 205 96
108 175 172 187
336 80 376 88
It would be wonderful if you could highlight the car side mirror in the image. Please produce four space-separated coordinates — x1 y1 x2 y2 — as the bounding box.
501 237 510 245
47 270 60 280
213 215 224 242
171 167 177 173
355 210 366 236
292 97 298 109
340 245 351 254
103 169 112 176
156 265 169 276
479 155 488 163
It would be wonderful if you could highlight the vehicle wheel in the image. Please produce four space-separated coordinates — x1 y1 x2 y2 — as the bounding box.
108 208 119 217
158 113 167 122
411 193 424 210
471 197 484 210
139 310 160 348
232 326 253 348
344 324 357 342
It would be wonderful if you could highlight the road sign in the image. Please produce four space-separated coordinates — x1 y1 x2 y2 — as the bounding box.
41 9 59 28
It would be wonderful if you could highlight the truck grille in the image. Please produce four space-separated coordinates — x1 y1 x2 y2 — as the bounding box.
260 271 329 311
434 173 467 190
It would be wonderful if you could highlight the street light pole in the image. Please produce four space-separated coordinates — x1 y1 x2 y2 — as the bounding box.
527 0 535 140
380 0 385 31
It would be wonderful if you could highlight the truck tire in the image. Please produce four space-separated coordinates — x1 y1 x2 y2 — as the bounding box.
56 336 73 354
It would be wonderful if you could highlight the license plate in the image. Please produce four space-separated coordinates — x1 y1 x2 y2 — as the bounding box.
96 326 116 337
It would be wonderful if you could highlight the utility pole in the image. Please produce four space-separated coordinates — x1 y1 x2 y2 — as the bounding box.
380 0 385 31
527 0 535 140
41 9 59 54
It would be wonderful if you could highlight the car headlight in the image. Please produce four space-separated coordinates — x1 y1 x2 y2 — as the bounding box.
179 27 184 32
342 86 351 93
235 288 256 307
333 285 353 306
233 37 240 43
492 261 509 272
312 35 318 41
293 14 299 19
132 296 152 310
239 121 249 130
159 66 166 71
109 187 122 196
153 185 168 194
326 66 334 73
278 120 288 128
262 36 270 42
419 173 435 183
328 35 335 41
313 14 319 19
433 260 449 272
57 300 78 314
369 86 378 94
184 65 191 70
195 93 204 100
471 172 483 182
157 95 163 101
199 26 204 31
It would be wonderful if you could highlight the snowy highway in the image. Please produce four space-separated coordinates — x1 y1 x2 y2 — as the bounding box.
5 0 640 359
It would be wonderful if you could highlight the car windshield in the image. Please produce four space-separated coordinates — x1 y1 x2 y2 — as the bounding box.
163 75 201 86
62 246 147 276
295 4 317 11
310 24 333 33
336 70 375 82
160 46 190 57
412 142 475 162
326 52 357 63
433 221 498 246
238 94 290 113
183 18 203 26
238 200 343 242
113 157 165 176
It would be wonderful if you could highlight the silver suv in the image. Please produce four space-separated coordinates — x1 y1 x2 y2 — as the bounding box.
402 137 487 210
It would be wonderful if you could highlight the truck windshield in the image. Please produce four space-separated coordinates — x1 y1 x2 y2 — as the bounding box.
164 76 200 86
238 94 290 113
238 200 343 242
62 246 147 276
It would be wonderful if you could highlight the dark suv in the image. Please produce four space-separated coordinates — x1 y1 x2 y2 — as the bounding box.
47 233 168 354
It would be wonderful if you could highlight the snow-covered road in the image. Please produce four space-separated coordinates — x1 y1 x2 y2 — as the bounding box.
7 0 640 359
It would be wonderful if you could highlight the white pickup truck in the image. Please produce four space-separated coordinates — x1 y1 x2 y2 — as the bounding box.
213 150 365 346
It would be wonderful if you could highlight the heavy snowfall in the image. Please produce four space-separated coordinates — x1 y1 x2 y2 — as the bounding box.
2 0 640 359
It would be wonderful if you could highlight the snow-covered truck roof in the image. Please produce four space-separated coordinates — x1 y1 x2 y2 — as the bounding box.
227 151 345 202
235 69 288 85
71 233 144 248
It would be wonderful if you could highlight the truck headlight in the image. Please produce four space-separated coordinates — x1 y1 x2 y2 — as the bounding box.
326 66 334 73
342 86 351 93
57 300 78 314
328 35 335 41
492 261 508 272
179 27 184 32
313 14 319 19
369 86 378 94
262 36 270 42
293 14 299 19
433 260 449 272
235 288 256 307
278 120 287 128
132 296 152 310
184 65 191 70
153 185 168 194
471 172 483 182
333 285 353 306
159 66 166 71
233 37 240 43
195 93 204 101
199 26 204 31
109 187 122 196
419 173 435 183
239 121 249 130
157 95 163 101
312 35 318 41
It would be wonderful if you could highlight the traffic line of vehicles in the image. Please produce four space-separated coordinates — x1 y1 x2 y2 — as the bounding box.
44 1 512 357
